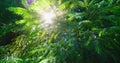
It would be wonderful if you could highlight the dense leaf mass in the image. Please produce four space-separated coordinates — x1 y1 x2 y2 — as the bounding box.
0 0 120 63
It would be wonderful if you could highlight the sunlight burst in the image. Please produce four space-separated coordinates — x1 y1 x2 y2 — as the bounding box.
41 11 56 24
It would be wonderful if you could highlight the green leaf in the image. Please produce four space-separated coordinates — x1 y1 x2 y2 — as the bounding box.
78 1 84 7
8 7 27 15
59 1 70 10
16 20 26 24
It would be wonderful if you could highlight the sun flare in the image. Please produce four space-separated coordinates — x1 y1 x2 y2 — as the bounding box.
41 11 56 24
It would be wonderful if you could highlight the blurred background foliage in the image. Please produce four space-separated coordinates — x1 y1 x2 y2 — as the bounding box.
0 0 120 63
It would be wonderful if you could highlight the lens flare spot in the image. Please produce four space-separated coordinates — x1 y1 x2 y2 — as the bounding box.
41 11 56 24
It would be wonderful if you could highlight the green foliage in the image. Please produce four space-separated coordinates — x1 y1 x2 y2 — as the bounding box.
0 0 120 63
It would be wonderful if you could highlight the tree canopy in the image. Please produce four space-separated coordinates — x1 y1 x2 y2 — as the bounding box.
0 0 120 63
